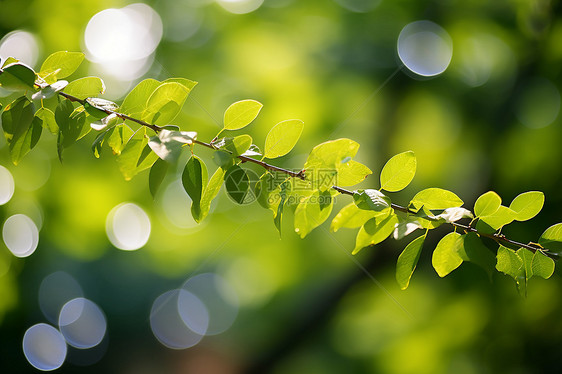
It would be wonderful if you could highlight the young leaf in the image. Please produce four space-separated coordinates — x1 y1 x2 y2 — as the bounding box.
474 191 501 217
1 96 40 165
198 167 226 222
509 191 544 222
530 250 555 279
143 82 191 126
149 158 169 198
183 155 208 219
396 235 425 290
496 245 524 280
476 205 516 234
223 99 263 130
330 203 378 232
162 77 198 91
294 190 334 238
353 213 399 254
337 160 372 187
0 63 36 91
107 124 134 155
119 78 160 117
353 189 391 212
39 51 85 83
148 129 196 162
224 135 252 157
538 223 562 253
224 165 250 204
116 127 158 180
63 77 105 99
264 119 304 159
410 188 463 211
380 151 416 192
432 232 464 277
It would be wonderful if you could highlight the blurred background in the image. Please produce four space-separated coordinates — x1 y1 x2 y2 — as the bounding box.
1 0 562 372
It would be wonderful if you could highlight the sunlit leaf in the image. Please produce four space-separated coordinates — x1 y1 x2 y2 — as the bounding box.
410 188 463 211
330 203 378 232
224 134 252 157
119 78 160 117
63 77 105 99
31 80 68 100
39 51 84 83
107 124 134 155
148 129 196 162
380 151 416 192
509 191 544 222
149 158 169 198
396 235 425 290
143 82 191 126
434 207 473 223
530 250 555 279
224 165 250 204
337 160 372 187
1 96 40 165
353 213 398 254
264 119 304 159
353 189 391 212
183 155 208 219
162 77 197 91
198 167 226 222
476 205 516 234
432 232 463 277
55 99 88 150
294 190 333 238
496 245 524 280
1 57 18 68
538 222 562 253
116 127 158 180
0 62 36 91
223 99 263 130
456 232 495 277
474 191 501 217
393 213 422 240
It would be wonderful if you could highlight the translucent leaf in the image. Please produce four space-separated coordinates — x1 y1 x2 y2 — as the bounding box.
474 191 501 217
223 99 263 130
39 51 84 83
107 124 134 155
294 190 333 238
337 160 372 187
496 245 524 280
198 167 226 222
119 78 160 117
353 189 391 212
330 203 378 232
183 155 208 220
456 232 495 277
410 188 463 211
224 165 250 204
149 158 169 198
509 191 544 222
0 62 36 91
380 151 416 192
255 172 281 211
476 205 516 234
353 213 399 255
396 235 425 290
162 77 197 91
91 129 108 158
1 57 18 68
63 77 105 100
241 144 262 157
539 223 562 253
264 119 304 159
148 129 196 162
531 250 555 279
212 150 235 169
116 127 158 180
223 134 252 157
1 96 40 165
142 82 191 126
434 207 473 223
432 232 464 277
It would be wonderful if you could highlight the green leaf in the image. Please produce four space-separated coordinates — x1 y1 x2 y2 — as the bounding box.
1 57 19 68
393 213 423 240
410 188 464 211
55 99 88 151
1 96 40 165
224 134 252 157
116 127 158 180
353 189 391 212
474 191 501 217
509 191 544 221
294 190 333 238
148 129 196 162
162 78 198 91
396 235 425 290
337 160 372 187
433 207 473 223
264 119 304 159
432 232 464 277
0 63 36 91
223 99 263 130
530 250 555 279
107 124 134 155
183 155 208 219
212 150 235 169
63 77 105 99
380 151 416 192
198 167 226 222
142 82 191 126
539 223 562 253
119 79 160 117
149 158 169 198
476 205 516 234
39 51 84 84
330 203 378 232
224 165 250 204
353 213 399 254
496 245 524 280
31 80 68 100
456 232 495 277
91 129 108 158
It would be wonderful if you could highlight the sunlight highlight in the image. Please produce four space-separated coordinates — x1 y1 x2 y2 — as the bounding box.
2 214 39 258
0 165 15 205
106 203 151 251
23 323 67 371
216 0 264 14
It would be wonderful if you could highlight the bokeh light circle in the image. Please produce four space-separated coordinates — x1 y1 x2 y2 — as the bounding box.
216 0 264 14
182 273 239 335
397 20 453 77
0 30 39 67
58 298 107 349
106 203 151 251
2 214 39 257
333 0 381 13
39 272 84 325
23 323 67 371
515 77 560 129
0 165 15 205
150 289 206 349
